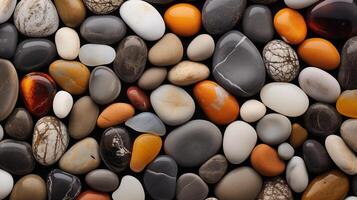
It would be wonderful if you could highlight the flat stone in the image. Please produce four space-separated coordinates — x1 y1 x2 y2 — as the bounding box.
0 59 18 121
125 112 166 136
5 108 33 140
277 142 294 160
0 0 16 23
10 174 46 200
54 0 86 28
0 23 17 59
148 33 183 66
112 175 145 200
85 169 119 192
84 0 123 14
341 119 357 152
80 15 127 45
47 169 81 200
286 156 309 193
55 27 80 60
339 36 357 89
257 113 291 145
187 34 215 61
257 177 293 200
177 173 208 200
126 86 151 111
199 154 228 184
0 169 13 200
213 31 266 97
303 139 332 174
138 67 167 90
53 91 73 119
240 99 266 123
0 139 35 175
114 36 147 83
79 44 116 67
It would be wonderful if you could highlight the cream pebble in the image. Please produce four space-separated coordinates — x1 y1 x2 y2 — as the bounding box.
55 27 80 60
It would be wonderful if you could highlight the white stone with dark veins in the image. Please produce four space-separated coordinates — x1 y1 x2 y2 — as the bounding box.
263 40 299 82
84 0 124 14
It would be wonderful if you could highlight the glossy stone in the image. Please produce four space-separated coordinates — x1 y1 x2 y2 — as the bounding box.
10 174 46 200
85 169 119 192
54 0 86 28
256 113 292 145
213 31 265 97
47 169 81 200
177 173 208 200
114 36 147 83
84 0 123 14
77 191 111 200
341 119 357 152
199 154 228 184
257 177 293 200
125 112 166 136
97 103 135 128
5 108 33 140
0 23 17 59
303 139 332 174
148 33 183 66
339 37 357 89
100 127 132 173
21 73 57 118
0 59 18 121
0 139 35 175
127 86 150 111
0 0 16 24
138 67 167 90
112 175 145 200
337 90 357 118
80 16 127 45
251 144 285 177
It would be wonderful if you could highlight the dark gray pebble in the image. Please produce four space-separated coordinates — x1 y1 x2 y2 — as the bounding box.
176 173 209 200
302 139 333 174
47 169 81 200
338 36 357 90
199 154 228 184
5 108 33 140
85 169 119 192
0 23 17 59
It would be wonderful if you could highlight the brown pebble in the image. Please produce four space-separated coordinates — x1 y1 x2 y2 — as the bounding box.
97 103 135 128
54 0 86 28
127 86 151 111
10 174 46 200
289 123 308 148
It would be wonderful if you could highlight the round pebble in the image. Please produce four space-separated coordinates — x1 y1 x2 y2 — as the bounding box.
0 169 13 200
240 100 266 123
127 86 151 111
5 108 33 140
53 91 73 119
278 143 294 160
55 27 80 60
176 173 208 200
85 169 119 192
138 67 167 90
187 34 215 61
168 61 210 86
256 113 291 145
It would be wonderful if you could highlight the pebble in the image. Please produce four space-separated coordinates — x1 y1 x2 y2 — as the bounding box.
0 169 13 200
49 60 90 95
304 103 342 137
80 15 127 45
68 96 99 139
260 82 309 117
151 84 195 126
199 154 228 184
251 144 286 177
84 0 123 14
54 0 86 28
120 0 165 41
215 167 262 200
145 0 173 4
256 113 292 145
130 134 162 172
125 112 166 136
148 33 183 66
0 23 17 59
20 72 57 117
298 38 340 70
0 0 16 24
339 37 357 89
138 67 167 90
112 175 145 200
79 44 116 67
55 27 80 60
0 139 35 175
0 125 3 141
213 31 266 97
47 169 81 200
168 61 210 86
14 39 57 72
5 108 33 140
242 5 274 43
257 177 293 200
336 90 357 118
164 3 201 37
263 40 299 82
223 121 257 164
53 91 73 119
290 123 308 148
127 86 151 111
303 139 333 174
202 0 247 35
144 156 178 200
100 127 132 173
274 8 307 44
240 100 266 123
346 197 357 200
284 0 319 9
302 170 349 200
32 116 69 166
193 80 239 125
165 120 222 167
14 0 59 37
187 34 215 61
341 119 357 152
89 66 121 105
325 135 357 175
176 173 208 200
85 169 119 192
353 175 357 196
113 36 147 83
249 0 278 4
10 174 46 200
299 67 341 103
286 156 309 193
278 143 294 160
77 191 110 200
97 103 135 129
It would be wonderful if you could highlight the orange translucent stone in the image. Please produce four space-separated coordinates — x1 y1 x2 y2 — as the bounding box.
298 38 340 70
76 190 110 200
130 134 162 172
164 3 201 37
193 80 239 125
97 103 135 128
336 90 357 118
274 8 307 45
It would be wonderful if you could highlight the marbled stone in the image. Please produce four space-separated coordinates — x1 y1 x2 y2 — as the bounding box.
0 59 18 121
84 0 123 14
79 44 116 67
286 156 309 193
338 36 357 89
0 0 16 24
0 23 17 59
138 67 168 90
125 112 166 136
112 175 145 200
199 154 228 184
177 173 208 200
341 119 357 152
10 174 46 200
5 108 33 140
54 0 86 28
256 113 292 145
55 27 80 60
257 177 293 200
85 169 119 192
47 169 81 200
303 139 333 174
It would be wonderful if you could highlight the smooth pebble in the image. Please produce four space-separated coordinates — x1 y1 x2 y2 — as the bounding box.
240 100 266 123
55 27 80 60
53 91 73 119
125 112 166 136
0 169 13 200
112 175 145 200
256 113 292 145
79 44 116 67
187 34 215 61
286 156 309 193
278 143 294 160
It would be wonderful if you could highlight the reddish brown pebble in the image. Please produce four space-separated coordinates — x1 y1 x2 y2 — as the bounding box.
127 86 151 111
76 190 110 200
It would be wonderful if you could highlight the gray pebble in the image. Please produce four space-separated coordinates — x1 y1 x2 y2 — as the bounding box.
278 143 294 160
85 169 119 192
0 23 17 59
341 119 357 153
125 112 166 136
199 154 228 184
176 173 208 200
0 59 18 121
256 113 292 145
303 139 333 174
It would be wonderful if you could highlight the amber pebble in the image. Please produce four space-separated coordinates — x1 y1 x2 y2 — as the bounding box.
97 103 135 129
336 90 357 118
21 72 57 118
127 86 150 111
76 190 110 200
302 170 349 200
250 144 286 177
49 60 90 95
193 80 239 125
54 0 86 28
130 134 162 173
298 38 340 70
274 8 307 45
289 123 308 148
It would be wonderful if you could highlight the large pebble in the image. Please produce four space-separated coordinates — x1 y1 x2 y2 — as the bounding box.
251 144 285 177
286 156 309 193
120 0 165 41
84 0 123 14
148 33 183 66
223 121 257 164
165 120 222 167
14 0 59 37
5 108 33 140
47 169 81 200
240 99 266 123
85 169 119 192
0 23 17 59
53 91 73 119
176 173 208 200
339 36 357 89
138 67 167 90
284 0 319 9
0 0 16 24
278 142 294 160
79 44 116 67
199 154 228 184
341 119 357 152
54 0 86 28
55 27 80 60
260 82 309 117
256 113 291 145
168 61 210 86
97 103 135 128
303 139 332 174
0 59 18 121
112 175 145 200
10 174 46 200
187 34 215 61
0 169 13 200
125 112 166 136
257 177 293 200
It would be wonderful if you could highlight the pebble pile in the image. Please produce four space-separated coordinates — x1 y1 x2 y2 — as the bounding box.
0 0 357 199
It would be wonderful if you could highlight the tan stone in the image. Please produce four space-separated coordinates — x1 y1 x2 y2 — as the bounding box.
54 0 86 28
168 61 210 86
148 33 183 66
10 174 46 200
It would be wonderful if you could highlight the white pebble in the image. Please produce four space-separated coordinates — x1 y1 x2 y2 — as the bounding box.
286 156 309 193
55 27 80 60
240 100 266 123
79 44 116 67
278 142 294 160
187 34 215 61
53 91 74 119
345 197 357 200
112 175 145 200
0 169 13 200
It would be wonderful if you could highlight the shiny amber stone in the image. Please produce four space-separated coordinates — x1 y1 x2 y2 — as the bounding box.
336 90 357 118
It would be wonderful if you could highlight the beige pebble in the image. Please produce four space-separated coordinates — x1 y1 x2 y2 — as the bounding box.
168 61 210 86
148 33 183 66
138 67 167 90
187 34 215 61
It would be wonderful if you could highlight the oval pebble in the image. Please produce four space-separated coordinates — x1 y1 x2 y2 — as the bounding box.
199 154 228 184
168 61 210 86
10 174 46 200
138 67 167 90
0 59 18 121
55 27 80 60
176 173 208 200
0 169 13 200
112 175 145 200
303 139 332 174
53 91 73 119
79 44 116 67
257 113 291 145
148 33 183 66
97 103 135 129
278 143 294 160
286 156 309 193
85 169 119 192
125 112 166 136
127 86 151 111
54 0 86 28
0 0 16 24
341 119 357 153
251 144 286 177
284 0 319 9
240 100 266 123
0 23 18 59
187 34 215 61
336 90 357 118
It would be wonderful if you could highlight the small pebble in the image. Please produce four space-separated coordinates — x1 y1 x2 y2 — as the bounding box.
54 0 86 28
85 169 120 192
336 90 357 118
257 177 293 200
303 139 332 174
168 61 210 86
187 34 215 61
138 67 167 90
289 123 308 148
5 108 33 140
127 86 151 111
97 103 135 129
0 0 16 24
79 44 116 67
256 113 292 145
55 27 80 60
240 100 266 123
286 156 309 193
53 91 73 119
251 144 285 177
0 169 13 200
148 33 183 66
341 119 357 152
125 112 166 136
199 154 228 184
278 143 294 160
83 0 123 14
112 175 145 200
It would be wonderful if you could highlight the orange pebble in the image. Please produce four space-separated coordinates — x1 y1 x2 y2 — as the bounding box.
298 38 340 70
274 8 307 45
250 144 286 177
97 103 135 128
193 80 239 125
164 3 201 37
336 90 357 118
76 190 110 200
130 134 162 172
